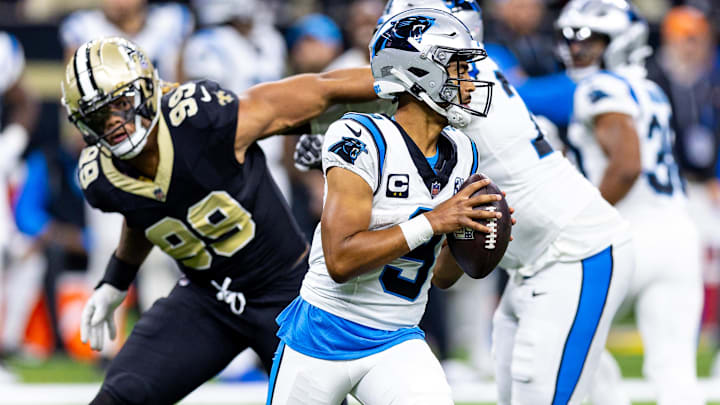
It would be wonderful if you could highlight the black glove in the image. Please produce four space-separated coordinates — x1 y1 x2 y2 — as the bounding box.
293 134 324 172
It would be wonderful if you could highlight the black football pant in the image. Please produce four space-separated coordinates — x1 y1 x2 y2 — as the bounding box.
89 279 292 405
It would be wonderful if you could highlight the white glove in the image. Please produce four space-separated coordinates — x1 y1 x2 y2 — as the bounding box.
80 284 127 351
293 134 324 172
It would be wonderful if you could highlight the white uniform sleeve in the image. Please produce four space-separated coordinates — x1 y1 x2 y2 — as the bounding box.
322 119 379 192
0 33 25 94
574 73 640 125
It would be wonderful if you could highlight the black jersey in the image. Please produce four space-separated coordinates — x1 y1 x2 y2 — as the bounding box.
78 80 307 300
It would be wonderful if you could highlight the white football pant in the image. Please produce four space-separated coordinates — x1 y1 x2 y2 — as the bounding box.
267 338 453 405
493 240 634 405
590 215 704 405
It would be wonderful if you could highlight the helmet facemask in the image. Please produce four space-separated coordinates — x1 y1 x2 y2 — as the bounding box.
555 0 652 80
422 46 493 126
64 73 161 160
371 10 494 128
556 26 610 79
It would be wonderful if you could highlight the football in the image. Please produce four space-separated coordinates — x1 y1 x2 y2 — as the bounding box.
447 173 512 279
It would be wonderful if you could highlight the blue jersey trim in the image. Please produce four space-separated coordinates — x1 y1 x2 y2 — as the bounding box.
600 70 639 105
552 246 613 405
15 152 50 237
469 138 478 175
425 144 439 174
265 341 285 405
276 296 425 360
342 113 387 192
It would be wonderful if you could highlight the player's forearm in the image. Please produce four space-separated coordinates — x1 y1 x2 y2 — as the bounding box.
432 245 463 289
268 67 376 133
115 221 154 265
598 163 640 205
323 226 411 284
321 67 376 103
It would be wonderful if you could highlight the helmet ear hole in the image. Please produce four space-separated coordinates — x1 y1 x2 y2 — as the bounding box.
408 67 429 77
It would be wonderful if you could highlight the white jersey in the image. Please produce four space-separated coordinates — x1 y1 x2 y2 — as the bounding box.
182 24 286 92
465 57 626 270
181 23 291 201
301 113 479 331
59 4 193 81
0 32 23 96
0 32 26 250
567 68 687 220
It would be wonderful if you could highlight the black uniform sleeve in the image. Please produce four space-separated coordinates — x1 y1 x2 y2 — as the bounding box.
161 80 240 167
162 79 239 134
77 146 116 213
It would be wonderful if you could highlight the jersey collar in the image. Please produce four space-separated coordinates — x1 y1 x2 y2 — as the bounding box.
390 119 458 197
99 113 174 202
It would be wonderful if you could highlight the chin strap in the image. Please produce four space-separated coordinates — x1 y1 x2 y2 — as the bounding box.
388 68 472 128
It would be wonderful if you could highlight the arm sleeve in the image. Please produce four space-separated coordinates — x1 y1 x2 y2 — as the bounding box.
322 118 379 192
517 73 576 127
14 152 50 237
574 74 640 126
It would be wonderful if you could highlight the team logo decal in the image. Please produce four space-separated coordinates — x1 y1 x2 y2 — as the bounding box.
386 174 409 198
329 137 368 165
589 89 609 103
373 16 436 55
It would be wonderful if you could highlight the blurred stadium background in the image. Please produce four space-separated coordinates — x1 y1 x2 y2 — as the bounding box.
1 0 720 403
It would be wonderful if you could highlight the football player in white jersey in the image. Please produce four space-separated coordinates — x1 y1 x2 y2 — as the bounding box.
182 0 291 203
0 32 36 255
268 9 505 405
59 0 193 83
557 1 704 404
0 31 38 383
296 1 635 403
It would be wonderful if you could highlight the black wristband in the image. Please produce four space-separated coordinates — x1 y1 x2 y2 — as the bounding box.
96 254 140 291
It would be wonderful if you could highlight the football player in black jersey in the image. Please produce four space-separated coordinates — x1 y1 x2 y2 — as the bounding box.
60 37 376 405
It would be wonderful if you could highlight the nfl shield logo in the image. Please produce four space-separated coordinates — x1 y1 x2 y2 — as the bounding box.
154 188 166 201
431 181 441 198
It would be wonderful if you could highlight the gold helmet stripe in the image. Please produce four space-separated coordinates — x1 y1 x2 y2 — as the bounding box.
73 41 99 100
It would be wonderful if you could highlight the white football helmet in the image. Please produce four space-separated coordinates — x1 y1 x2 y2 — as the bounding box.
556 0 652 77
61 37 161 160
369 8 493 128
379 0 484 43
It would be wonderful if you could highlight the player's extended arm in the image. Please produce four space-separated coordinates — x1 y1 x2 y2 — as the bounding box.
322 167 502 284
595 112 642 205
81 220 154 351
233 67 376 163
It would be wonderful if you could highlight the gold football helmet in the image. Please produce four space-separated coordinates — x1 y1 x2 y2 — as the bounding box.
61 37 161 159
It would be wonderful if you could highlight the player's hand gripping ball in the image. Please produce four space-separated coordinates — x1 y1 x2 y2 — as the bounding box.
448 173 512 279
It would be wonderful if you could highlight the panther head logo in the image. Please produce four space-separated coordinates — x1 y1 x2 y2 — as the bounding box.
373 16 436 56
329 137 369 165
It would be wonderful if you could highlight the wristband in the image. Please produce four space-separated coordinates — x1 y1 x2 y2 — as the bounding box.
96 254 140 291
399 214 434 250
